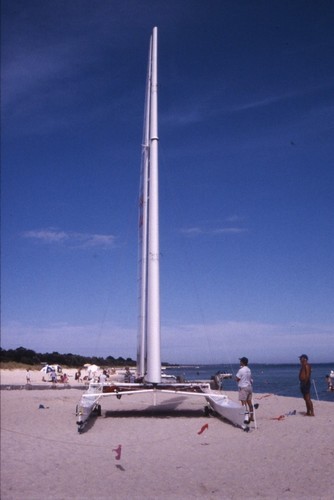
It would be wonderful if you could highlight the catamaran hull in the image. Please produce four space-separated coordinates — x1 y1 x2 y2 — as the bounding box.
205 394 249 430
76 384 104 433
75 381 250 432
76 397 102 433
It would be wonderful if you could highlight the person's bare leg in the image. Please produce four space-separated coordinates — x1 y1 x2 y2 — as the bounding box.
305 394 314 416
247 397 254 421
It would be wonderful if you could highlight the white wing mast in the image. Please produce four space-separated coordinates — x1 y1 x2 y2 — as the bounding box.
76 27 251 433
137 33 151 379
137 27 161 384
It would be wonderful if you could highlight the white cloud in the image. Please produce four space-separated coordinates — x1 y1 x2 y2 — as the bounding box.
179 226 247 237
179 227 204 236
212 228 248 234
22 228 116 249
233 80 334 113
162 107 205 126
225 215 245 223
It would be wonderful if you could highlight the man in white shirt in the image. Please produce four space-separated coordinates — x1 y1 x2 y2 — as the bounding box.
99 371 107 385
236 357 254 422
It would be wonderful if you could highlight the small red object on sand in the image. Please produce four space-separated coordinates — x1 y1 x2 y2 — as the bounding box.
197 423 209 435
112 444 122 460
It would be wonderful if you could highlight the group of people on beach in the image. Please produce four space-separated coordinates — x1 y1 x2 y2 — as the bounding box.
77 367 118 384
236 353 314 419
29 354 315 418
50 371 68 383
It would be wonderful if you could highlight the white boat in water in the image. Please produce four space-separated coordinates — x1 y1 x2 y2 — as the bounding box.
76 27 249 433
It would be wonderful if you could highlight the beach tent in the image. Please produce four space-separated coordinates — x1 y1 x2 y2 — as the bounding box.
40 365 54 374
88 364 99 372
85 364 100 378
52 365 62 373
84 364 99 371
40 364 62 374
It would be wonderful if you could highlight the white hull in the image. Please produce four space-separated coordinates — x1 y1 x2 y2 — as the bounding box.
206 394 249 430
76 383 103 432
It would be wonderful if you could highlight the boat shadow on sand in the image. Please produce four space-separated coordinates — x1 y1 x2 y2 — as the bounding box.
77 407 102 433
103 395 206 419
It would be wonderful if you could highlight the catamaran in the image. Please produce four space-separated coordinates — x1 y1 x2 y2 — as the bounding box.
76 27 249 433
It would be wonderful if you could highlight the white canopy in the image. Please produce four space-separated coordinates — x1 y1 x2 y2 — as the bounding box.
40 364 62 373
85 364 100 374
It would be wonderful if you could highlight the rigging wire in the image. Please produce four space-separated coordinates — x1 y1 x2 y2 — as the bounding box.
159 143 230 367
90 190 139 360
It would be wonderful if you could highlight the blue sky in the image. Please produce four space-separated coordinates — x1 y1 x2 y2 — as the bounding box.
1 0 333 364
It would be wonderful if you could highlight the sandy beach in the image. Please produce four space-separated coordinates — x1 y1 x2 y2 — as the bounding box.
1 369 333 500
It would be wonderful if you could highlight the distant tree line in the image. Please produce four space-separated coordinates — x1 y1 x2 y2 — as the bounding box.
0 346 136 368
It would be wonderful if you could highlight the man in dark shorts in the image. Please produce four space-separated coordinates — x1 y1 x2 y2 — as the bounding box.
299 354 314 416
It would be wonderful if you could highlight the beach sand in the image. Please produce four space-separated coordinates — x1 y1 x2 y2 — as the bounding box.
1 369 333 499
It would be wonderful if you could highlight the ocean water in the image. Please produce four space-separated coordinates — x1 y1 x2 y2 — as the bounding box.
164 363 334 402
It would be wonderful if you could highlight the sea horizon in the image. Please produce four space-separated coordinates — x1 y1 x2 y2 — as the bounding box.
164 362 334 403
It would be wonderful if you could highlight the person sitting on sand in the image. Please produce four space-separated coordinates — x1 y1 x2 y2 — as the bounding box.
60 373 68 383
124 367 131 383
299 354 314 416
236 357 254 422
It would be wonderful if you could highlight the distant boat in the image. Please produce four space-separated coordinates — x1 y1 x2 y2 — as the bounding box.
75 27 249 432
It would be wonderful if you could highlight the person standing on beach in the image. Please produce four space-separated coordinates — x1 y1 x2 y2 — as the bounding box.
99 370 107 385
50 370 57 384
236 357 254 422
299 354 314 416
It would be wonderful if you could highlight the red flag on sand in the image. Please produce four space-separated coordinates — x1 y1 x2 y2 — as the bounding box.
112 444 122 460
197 423 209 435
